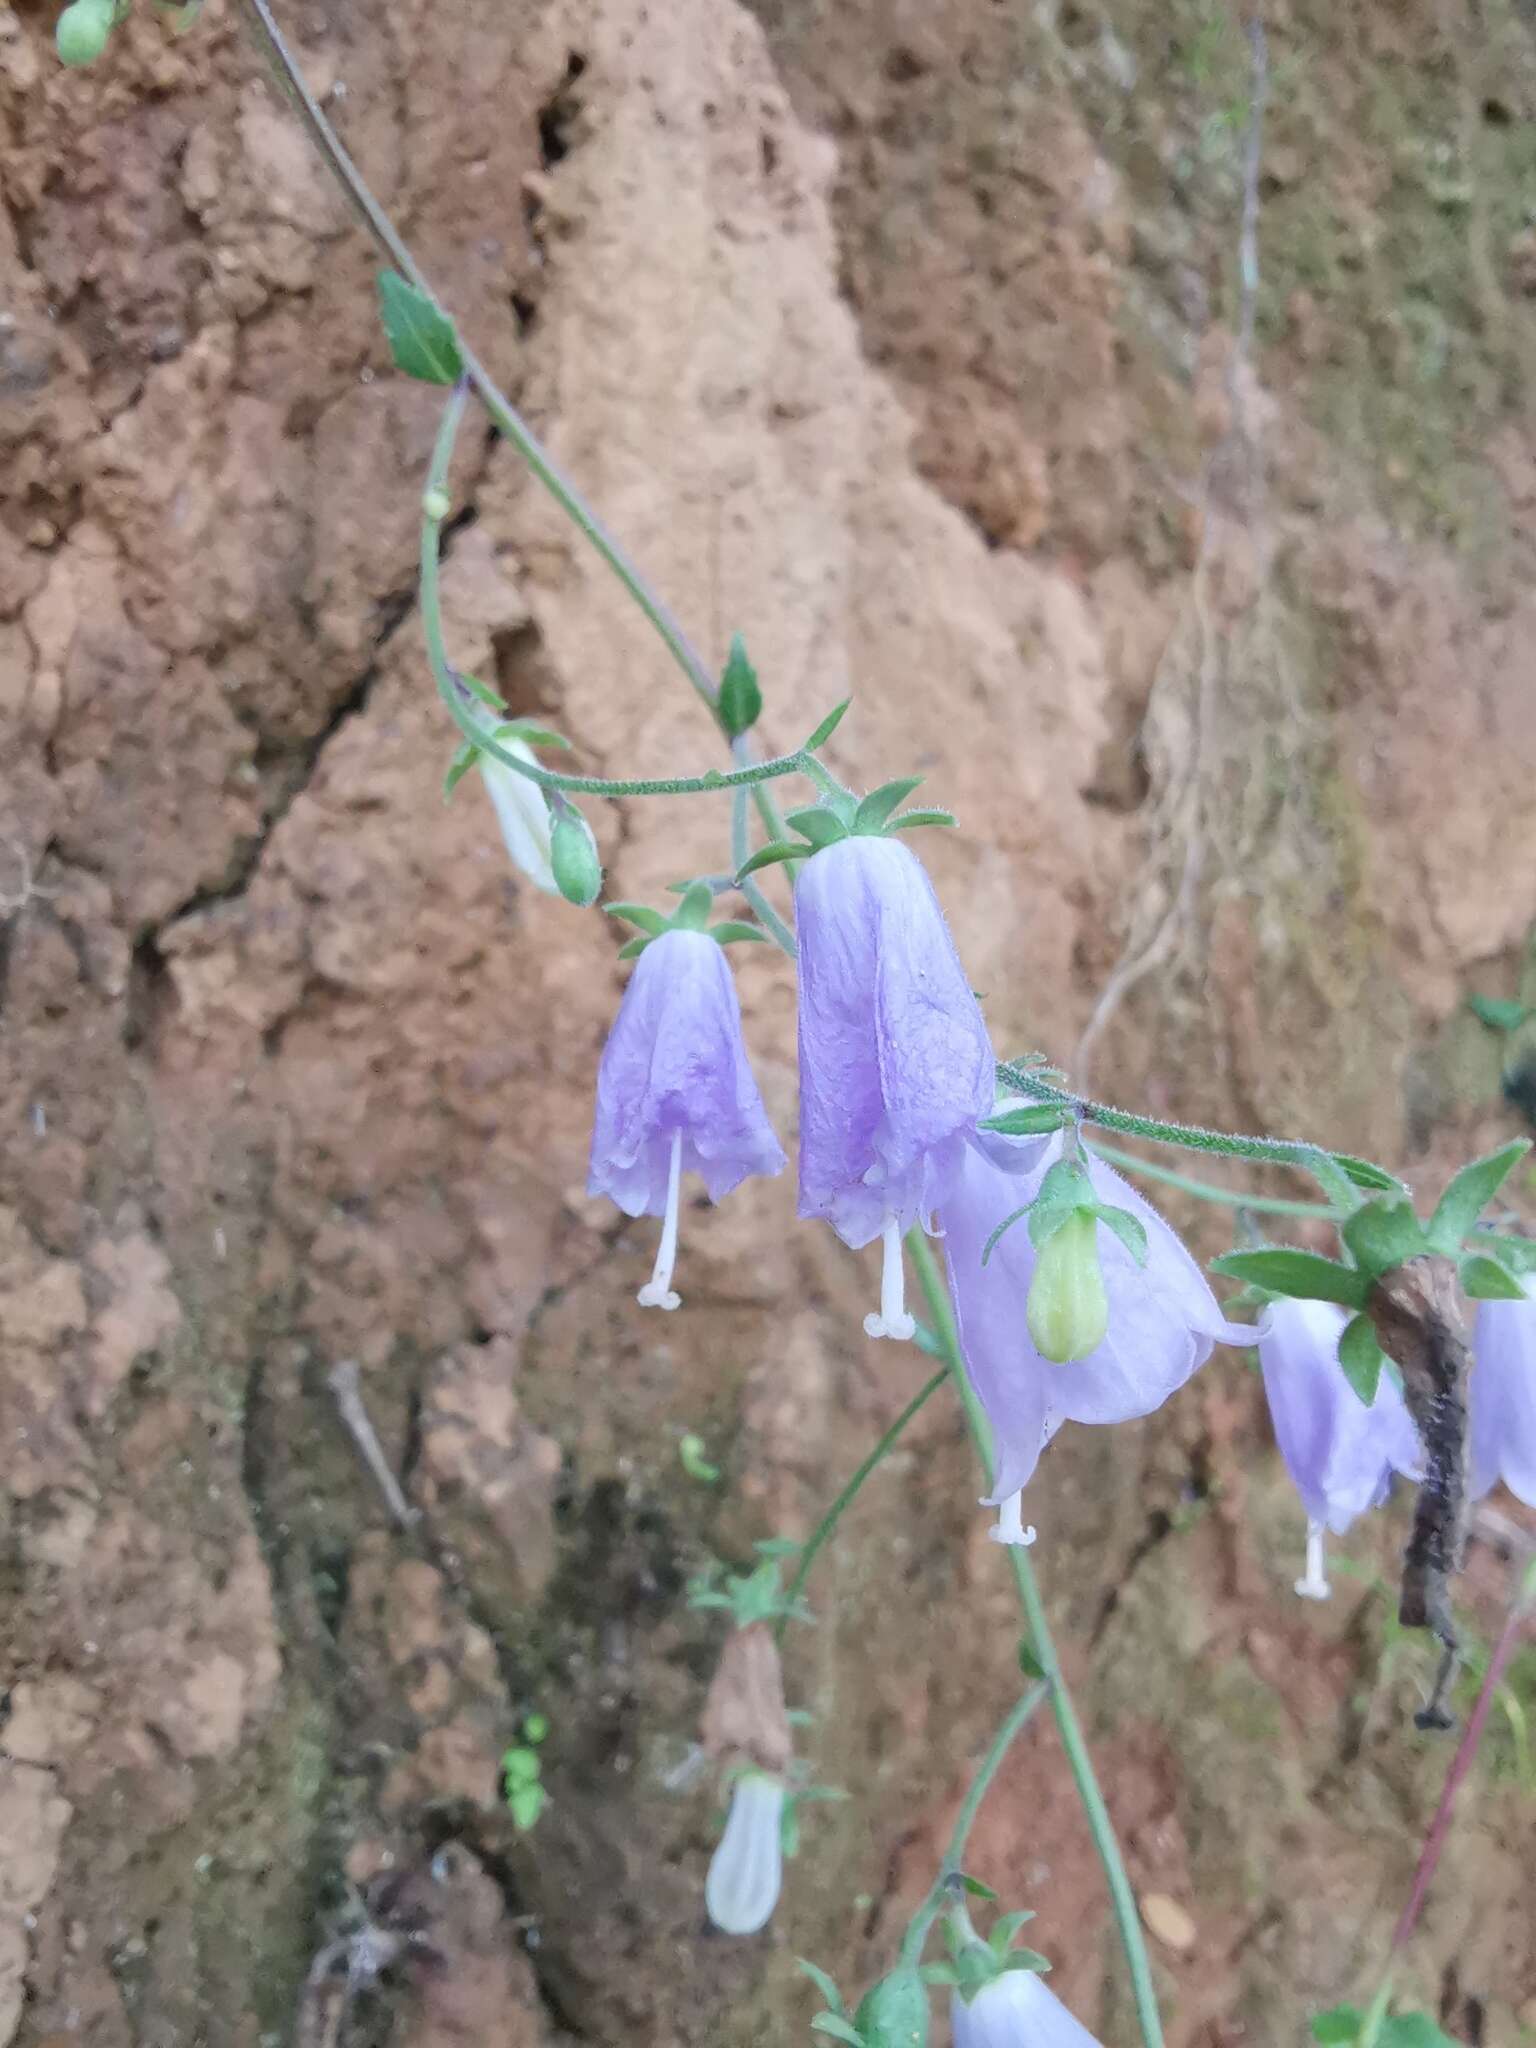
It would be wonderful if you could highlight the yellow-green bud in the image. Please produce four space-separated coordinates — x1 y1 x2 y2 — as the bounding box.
1026 1209 1108 1363
422 486 452 523
549 800 602 908
56 0 116 65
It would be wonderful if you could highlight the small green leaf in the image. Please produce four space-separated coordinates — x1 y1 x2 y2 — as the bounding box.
987 1910 1037 1956
1341 1197 1426 1278
998 1951 1052 1976
804 699 852 752
508 1780 546 1830
1428 1139 1532 1254
523 1713 549 1744
1310 2007 1362 2045
678 1433 720 1483
809 2018 866 2046
919 1963 960 1988
377 271 464 385
956 1874 998 1901
458 671 505 711
1333 1153 1406 1194
496 718 571 750
444 741 480 797
674 880 715 930
1017 1639 1046 1680
979 1105 1072 1137
1094 1204 1148 1267
981 1203 1032 1267
719 633 763 739
1469 1229 1536 1272
710 920 769 946
1468 993 1531 1033
502 1747 541 1785
617 935 651 961
785 806 851 851
1210 1249 1371 1309
735 841 803 880
604 902 670 935
796 1960 847 2016
853 777 924 835
1338 1313 1385 1406
754 1537 803 1557
887 809 958 833
1460 1253 1528 1301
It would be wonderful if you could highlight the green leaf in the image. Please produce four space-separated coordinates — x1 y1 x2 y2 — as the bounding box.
719 633 763 739
523 1713 548 1743
710 920 770 946
1209 1249 1370 1309
1338 1313 1385 1406
1310 2007 1362 2045
1460 1253 1528 1301
674 880 715 930
1333 1153 1406 1194
887 808 958 833
1380 2016 1462 2048
444 740 480 798
736 841 803 880
377 271 464 385
998 1951 1052 1975
496 718 571 750
603 902 670 935
955 1874 997 1901
1017 1639 1046 1680
501 1747 541 1785
796 1960 847 2016
785 806 851 852
458 671 505 710
1469 1229 1536 1272
1341 1197 1426 1278
853 777 924 835
809 2018 866 2046
979 1105 1072 1137
1468 993 1530 1033
508 1780 546 1830
1428 1140 1532 1254
804 699 852 752
987 1911 1037 1956
616 935 651 961
1093 1204 1148 1267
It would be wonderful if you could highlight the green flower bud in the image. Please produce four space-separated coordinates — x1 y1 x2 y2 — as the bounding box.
852 1965 930 2048
56 0 116 65
1025 1209 1108 1363
422 485 452 523
549 798 602 908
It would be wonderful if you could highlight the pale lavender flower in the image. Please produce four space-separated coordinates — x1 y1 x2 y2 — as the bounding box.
588 928 786 1310
951 1970 1104 2048
1258 1296 1422 1600
1469 1280 1536 1509
943 1129 1258 1545
795 835 993 1341
705 1772 784 1935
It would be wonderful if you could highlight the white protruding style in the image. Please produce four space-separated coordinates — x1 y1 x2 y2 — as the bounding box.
638 1130 684 1311
986 1489 1037 1549
705 1772 785 1936
863 1215 917 1342
1294 1520 1331 1602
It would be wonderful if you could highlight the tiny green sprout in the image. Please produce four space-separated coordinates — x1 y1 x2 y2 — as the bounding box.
57 0 117 65
679 1432 721 1483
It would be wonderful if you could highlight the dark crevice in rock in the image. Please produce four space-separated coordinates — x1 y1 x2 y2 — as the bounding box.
1088 1503 1176 1648
537 51 589 170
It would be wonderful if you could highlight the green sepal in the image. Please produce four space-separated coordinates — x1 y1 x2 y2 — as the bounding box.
853 777 924 835
987 1910 1037 1956
851 1965 929 2048
1026 1159 1096 1250
616 935 651 961
1093 1203 1148 1266
603 902 670 935
997 1951 1052 1975
804 699 852 752
1332 1153 1407 1195
673 880 715 930
1210 1249 1370 1310
458 671 505 711
711 921 770 946
377 270 464 385
1468 1229 1536 1272
785 806 851 851
736 841 804 880
797 1961 847 2017
952 1943 996 2002
919 1963 960 1988
954 1874 997 1901
809 2018 865 2046
495 718 571 750
719 633 763 739
1337 1313 1386 1406
444 740 480 798
1428 1139 1532 1255
1017 1639 1046 1680
1468 993 1531 1032
981 1203 1032 1268
980 1105 1073 1137
1341 1197 1427 1279
1459 1253 1528 1301
887 809 958 833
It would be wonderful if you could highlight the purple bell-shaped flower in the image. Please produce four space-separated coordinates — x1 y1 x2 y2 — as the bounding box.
795 835 994 1342
943 1130 1259 1544
1257 1296 1422 1600
951 1969 1105 2048
1469 1279 1536 1509
588 928 786 1310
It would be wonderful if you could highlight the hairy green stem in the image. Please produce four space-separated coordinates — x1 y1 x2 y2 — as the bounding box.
908 1233 1166 2048
774 1368 948 1647
899 1680 1051 1968
1087 1142 1340 1220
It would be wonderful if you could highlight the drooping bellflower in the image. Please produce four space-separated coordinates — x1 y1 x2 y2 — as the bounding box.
1257 1296 1422 1600
704 1771 785 1936
951 1970 1105 2048
795 834 993 1340
588 928 786 1310
943 1129 1259 1544
1469 1279 1536 1509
